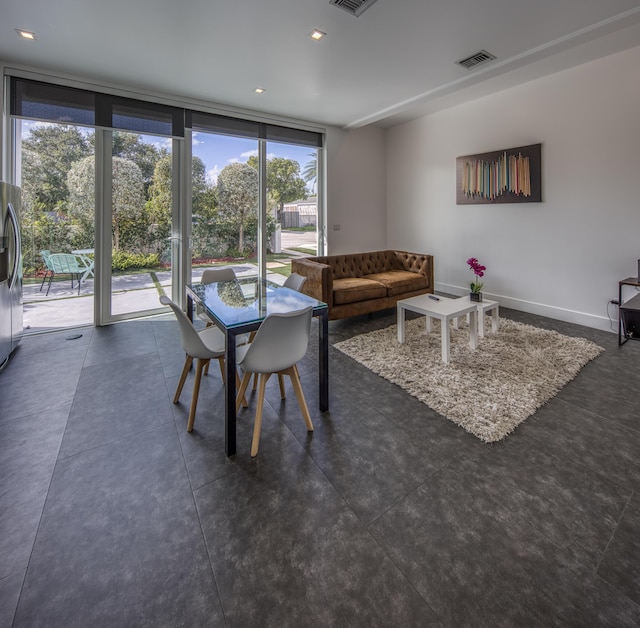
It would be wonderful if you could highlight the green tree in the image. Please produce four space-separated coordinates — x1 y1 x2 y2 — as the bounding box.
192 156 216 218
22 124 91 209
110 132 166 194
216 162 258 253
247 156 307 221
302 151 318 192
67 155 146 251
19 149 47 220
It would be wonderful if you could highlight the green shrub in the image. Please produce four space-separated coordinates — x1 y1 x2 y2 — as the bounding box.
111 250 160 271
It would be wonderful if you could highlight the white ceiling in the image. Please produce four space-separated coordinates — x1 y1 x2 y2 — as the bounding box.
2 0 640 129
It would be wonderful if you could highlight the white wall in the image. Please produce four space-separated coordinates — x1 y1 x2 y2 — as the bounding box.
324 125 387 255
387 45 640 332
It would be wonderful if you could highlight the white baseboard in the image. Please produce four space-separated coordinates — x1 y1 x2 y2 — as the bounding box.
435 282 617 334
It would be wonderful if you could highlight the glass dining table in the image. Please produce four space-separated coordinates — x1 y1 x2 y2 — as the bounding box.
186 277 329 456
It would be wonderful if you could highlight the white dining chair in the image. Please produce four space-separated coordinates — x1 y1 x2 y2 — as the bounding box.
249 271 308 393
160 295 247 432
198 267 237 327
283 272 307 292
235 306 314 457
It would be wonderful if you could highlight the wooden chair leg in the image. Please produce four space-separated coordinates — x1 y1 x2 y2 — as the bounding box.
236 371 253 412
187 358 207 432
277 374 286 399
174 355 193 403
251 373 270 457
204 360 210 376
289 365 313 432
252 372 259 391
237 371 248 408
218 358 225 382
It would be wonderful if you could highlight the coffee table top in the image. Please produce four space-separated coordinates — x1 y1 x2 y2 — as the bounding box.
398 294 477 318
456 294 498 309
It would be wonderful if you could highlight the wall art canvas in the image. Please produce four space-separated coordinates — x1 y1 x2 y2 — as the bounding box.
456 143 541 204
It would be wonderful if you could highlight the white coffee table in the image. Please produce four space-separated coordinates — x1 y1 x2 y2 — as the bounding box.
397 294 478 364
454 295 499 337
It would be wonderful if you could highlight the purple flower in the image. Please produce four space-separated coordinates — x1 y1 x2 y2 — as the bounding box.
467 257 486 293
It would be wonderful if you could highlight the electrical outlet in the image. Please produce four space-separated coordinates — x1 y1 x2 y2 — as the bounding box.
333 224 341 231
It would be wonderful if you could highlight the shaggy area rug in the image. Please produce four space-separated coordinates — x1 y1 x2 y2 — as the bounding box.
333 317 604 442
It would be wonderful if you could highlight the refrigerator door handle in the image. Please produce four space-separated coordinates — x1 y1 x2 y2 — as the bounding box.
7 202 20 290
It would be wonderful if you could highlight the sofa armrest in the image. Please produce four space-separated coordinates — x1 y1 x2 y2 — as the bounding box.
291 258 333 308
394 251 434 286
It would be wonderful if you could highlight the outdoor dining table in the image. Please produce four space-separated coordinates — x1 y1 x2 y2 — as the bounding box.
186 277 329 456
71 248 95 282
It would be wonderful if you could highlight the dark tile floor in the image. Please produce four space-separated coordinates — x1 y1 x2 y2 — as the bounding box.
1 305 640 627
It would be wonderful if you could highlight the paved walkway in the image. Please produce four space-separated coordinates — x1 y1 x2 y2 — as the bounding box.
23 231 316 333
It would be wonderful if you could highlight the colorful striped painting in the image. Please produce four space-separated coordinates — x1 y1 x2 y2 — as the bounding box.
456 144 541 205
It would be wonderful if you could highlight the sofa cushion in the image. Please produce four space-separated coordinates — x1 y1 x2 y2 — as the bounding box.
365 270 430 297
333 277 387 305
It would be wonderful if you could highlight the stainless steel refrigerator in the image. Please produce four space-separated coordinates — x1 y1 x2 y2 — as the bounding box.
0 182 22 372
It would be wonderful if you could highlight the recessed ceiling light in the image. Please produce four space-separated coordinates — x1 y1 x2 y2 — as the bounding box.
16 29 36 40
309 29 326 41
254 87 265 94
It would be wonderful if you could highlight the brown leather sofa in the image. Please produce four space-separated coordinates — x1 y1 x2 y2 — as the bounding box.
291 250 434 320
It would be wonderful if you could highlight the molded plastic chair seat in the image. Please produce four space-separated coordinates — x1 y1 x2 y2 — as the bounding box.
160 295 247 432
250 272 308 392
283 272 307 292
235 306 314 457
197 267 237 327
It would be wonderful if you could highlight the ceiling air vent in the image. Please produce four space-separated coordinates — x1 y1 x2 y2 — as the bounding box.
330 0 379 17
456 50 497 70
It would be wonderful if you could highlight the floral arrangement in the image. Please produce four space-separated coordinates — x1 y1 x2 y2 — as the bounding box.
466 257 486 294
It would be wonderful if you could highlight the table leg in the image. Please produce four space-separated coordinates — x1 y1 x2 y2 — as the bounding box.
425 315 433 334
618 282 623 345
469 310 478 350
477 307 485 337
224 330 237 456
318 310 329 411
440 315 450 363
397 304 405 343
491 307 499 333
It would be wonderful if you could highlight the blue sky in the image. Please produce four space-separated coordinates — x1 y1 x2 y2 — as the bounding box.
192 131 315 192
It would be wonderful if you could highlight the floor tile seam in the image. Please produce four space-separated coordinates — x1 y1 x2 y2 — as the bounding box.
167 413 230 624
365 508 443 623
190 487 233 628
56 418 176 463
550 393 640 438
12 424 72 627
3 568 27 628
471 475 619 573
526 399 640 492
0 397 74 425
594 488 635 577
256 389 382 530
81 348 162 371
169 403 238 496
365 459 454 530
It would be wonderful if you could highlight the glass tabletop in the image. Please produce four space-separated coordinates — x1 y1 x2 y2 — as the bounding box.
187 277 327 330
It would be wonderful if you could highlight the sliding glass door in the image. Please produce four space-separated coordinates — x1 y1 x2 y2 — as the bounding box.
108 131 176 319
190 131 321 286
14 120 96 333
190 132 259 284
265 141 319 281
